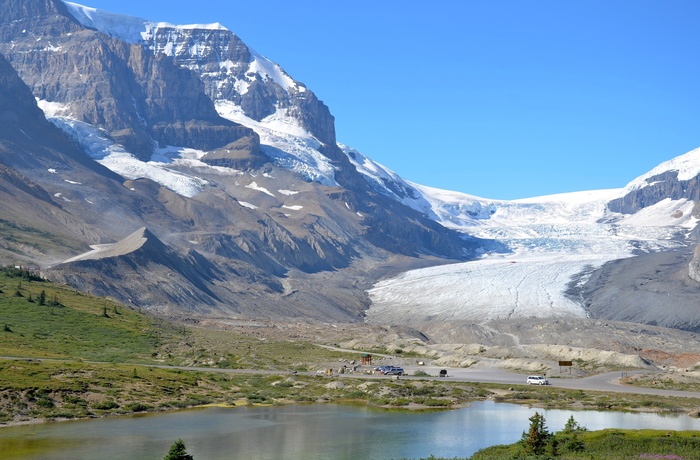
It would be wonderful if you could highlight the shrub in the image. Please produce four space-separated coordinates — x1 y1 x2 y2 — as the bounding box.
36 397 55 408
124 402 151 412
164 439 194 460
423 398 451 407
92 400 120 410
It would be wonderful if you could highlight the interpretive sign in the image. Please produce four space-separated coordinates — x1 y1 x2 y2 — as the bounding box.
559 360 573 374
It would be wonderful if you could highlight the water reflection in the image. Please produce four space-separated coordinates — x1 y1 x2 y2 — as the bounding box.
1 401 699 459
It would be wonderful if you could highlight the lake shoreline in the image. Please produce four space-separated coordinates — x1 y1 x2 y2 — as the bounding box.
1 381 691 430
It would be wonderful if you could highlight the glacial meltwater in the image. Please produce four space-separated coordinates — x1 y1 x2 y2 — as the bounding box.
3 401 700 459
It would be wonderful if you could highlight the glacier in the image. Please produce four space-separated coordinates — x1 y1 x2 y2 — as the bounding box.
367 187 697 325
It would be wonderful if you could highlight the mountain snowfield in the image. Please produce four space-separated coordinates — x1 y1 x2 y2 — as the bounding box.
54 2 700 324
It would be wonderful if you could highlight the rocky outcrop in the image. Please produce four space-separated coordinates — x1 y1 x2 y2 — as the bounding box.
689 244 700 283
46 228 223 312
0 0 258 160
202 136 266 170
0 51 143 258
142 24 337 146
607 170 700 215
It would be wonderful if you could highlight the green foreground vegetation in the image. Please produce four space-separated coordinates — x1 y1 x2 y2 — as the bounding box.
450 412 700 459
2 267 700 459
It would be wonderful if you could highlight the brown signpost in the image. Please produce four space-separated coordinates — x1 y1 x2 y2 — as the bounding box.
559 360 573 374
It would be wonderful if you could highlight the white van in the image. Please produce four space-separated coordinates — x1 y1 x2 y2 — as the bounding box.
526 375 549 385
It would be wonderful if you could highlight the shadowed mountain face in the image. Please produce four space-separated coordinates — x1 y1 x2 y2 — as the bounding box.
44 228 226 315
0 0 485 321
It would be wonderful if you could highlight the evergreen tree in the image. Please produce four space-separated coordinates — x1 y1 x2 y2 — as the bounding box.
49 294 60 307
563 415 586 433
38 290 46 306
561 415 586 452
164 439 194 460
522 411 549 455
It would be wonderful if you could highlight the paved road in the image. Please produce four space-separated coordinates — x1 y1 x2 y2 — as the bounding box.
4 355 700 400
401 365 700 399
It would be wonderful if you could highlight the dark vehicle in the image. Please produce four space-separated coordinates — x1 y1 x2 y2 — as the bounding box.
383 366 404 376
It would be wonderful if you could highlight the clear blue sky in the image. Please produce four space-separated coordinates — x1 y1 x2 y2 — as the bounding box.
73 1 700 200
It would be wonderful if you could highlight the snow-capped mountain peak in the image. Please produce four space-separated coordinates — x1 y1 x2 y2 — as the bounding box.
623 147 700 193
61 1 338 187
63 2 227 44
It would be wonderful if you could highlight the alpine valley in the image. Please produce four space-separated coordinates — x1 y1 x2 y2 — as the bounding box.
2 0 700 371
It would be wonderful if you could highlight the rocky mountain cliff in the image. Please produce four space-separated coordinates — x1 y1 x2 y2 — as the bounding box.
44 227 225 314
690 245 700 283
610 172 690 214
0 0 256 160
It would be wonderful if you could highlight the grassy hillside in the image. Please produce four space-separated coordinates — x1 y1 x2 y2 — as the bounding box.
0 267 533 427
0 266 174 362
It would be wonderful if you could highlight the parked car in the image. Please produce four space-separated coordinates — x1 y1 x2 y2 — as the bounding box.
526 375 549 385
383 366 404 376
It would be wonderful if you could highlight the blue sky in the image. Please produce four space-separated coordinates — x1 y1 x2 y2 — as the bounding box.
74 1 700 200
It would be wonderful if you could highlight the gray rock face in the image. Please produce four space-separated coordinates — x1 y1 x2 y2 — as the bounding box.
202 136 266 170
0 51 151 259
45 228 224 313
689 244 700 283
0 0 258 160
142 24 337 146
608 171 700 215
134 14 475 261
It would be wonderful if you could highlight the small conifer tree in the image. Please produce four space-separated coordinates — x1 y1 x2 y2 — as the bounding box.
49 294 60 307
522 411 549 455
164 439 194 460
563 415 586 433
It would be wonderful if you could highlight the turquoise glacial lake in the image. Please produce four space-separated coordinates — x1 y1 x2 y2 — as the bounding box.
3 401 700 459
